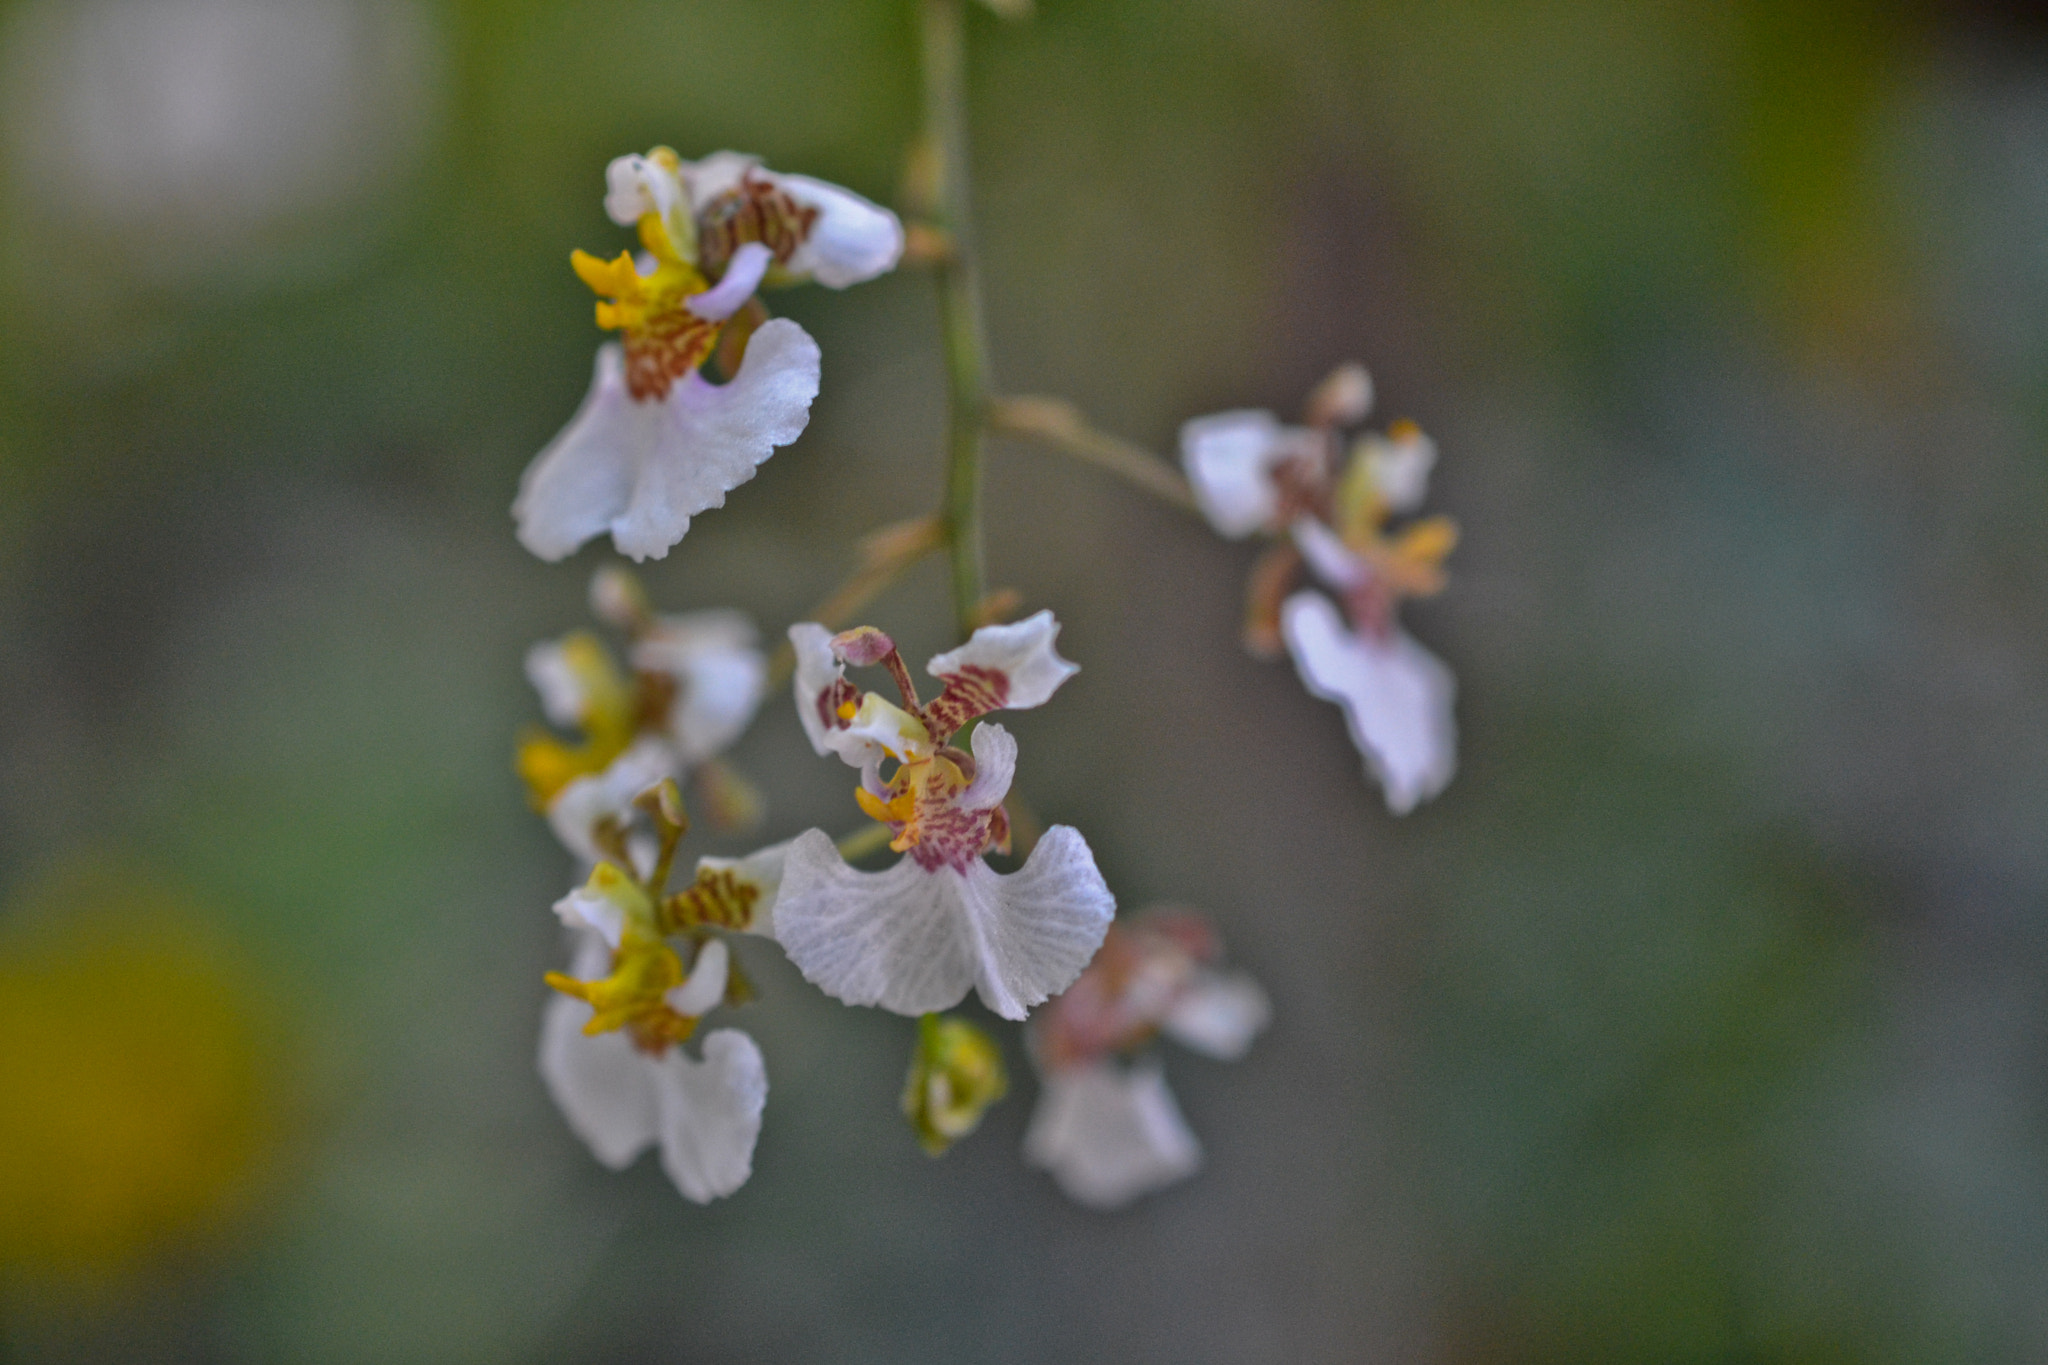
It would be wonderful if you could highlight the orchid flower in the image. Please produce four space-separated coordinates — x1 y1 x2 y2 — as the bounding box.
1180 363 1458 814
515 148 904 562
518 567 767 865
761 611 1115 1020
537 782 769 1202
1023 911 1269 1209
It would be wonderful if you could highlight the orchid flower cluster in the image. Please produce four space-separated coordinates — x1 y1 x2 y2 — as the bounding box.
507 2 1461 1212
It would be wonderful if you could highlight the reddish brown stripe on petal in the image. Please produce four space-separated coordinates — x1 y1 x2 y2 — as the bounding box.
699 171 822 277
924 664 1010 736
624 308 720 401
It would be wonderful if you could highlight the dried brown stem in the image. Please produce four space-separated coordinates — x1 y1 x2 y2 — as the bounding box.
985 395 1199 515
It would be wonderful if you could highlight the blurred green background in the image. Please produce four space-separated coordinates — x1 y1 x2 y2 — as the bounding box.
2 0 2046 1359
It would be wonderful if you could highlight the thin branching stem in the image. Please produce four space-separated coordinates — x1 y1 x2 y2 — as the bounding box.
986 394 1201 514
920 0 992 641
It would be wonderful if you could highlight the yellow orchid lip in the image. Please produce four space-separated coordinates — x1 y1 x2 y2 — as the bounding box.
570 237 720 401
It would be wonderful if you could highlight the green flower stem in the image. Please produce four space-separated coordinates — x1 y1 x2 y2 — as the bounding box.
919 0 991 641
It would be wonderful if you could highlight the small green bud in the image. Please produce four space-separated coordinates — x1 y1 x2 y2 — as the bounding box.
902 1014 1008 1155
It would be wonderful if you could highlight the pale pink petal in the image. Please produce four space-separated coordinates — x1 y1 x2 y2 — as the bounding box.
1022 1062 1203 1210
1280 591 1456 815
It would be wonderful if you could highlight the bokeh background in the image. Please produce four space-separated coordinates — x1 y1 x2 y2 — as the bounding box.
2 0 2046 1359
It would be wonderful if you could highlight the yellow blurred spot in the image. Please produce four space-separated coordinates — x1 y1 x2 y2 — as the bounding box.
0 869 271 1280
515 632 637 808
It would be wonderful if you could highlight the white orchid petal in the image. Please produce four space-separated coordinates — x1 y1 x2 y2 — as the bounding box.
839 693 932 763
1289 517 1368 591
632 611 767 765
524 639 588 728
550 882 626 948
771 834 973 1014
926 609 1079 711
773 172 905 288
514 321 820 563
608 319 820 561
790 621 885 768
545 737 677 867
1361 427 1436 514
1179 409 1293 539
1022 1062 1203 1210
772 826 1114 1021
603 152 692 249
537 935 656 1169
790 622 843 756
650 1028 767 1203
956 722 1018 811
686 241 773 321
1160 970 1271 1061
514 346 642 561
675 150 757 205
1280 591 1456 815
667 938 730 1018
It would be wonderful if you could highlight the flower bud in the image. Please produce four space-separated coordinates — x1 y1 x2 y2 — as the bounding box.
902 1014 1008 1155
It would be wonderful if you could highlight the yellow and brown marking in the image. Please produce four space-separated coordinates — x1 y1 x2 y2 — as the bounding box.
663 867 761 933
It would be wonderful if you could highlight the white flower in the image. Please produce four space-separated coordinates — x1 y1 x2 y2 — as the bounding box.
1280 589 1455 817
630 609 768 766
1179 368 1459 813
1022 1062 1202 1211
538 933 767 1203
772 612 1114 1020
513 320 821 562
515 147 902 563
1023 911 1269 1208
521 576 771 862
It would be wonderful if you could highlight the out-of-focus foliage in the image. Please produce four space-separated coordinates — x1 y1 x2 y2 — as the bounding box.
1 0 2045 1361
